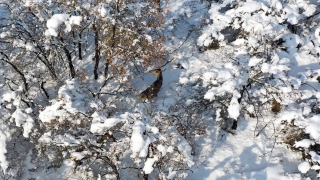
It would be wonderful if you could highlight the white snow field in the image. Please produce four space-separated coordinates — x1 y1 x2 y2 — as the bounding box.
0 0 320 179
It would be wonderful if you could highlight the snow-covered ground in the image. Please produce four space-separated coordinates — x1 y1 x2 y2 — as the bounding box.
1 0 320 179
163 37 305 179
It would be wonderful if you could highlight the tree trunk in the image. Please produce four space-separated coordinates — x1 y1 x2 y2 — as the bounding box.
78 33 82 60
93 23 100 80
61 38 76 79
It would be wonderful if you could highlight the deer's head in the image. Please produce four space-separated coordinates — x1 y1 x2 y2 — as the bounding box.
149 69 162 77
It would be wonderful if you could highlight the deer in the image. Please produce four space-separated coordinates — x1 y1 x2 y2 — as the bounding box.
139 69 163 102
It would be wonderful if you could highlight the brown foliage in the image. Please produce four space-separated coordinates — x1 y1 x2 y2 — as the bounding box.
100 0 166 78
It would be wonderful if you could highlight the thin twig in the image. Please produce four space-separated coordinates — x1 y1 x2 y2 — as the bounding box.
256 124 268 137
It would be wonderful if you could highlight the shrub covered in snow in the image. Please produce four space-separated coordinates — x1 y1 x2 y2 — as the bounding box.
1 0 320 179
